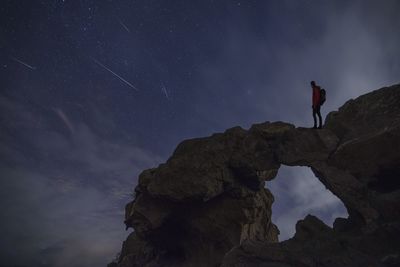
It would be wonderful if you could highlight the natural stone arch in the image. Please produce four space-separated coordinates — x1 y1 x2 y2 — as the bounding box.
112 84 400 267
245 121 376 228
119 121 376 266
118 121 378 266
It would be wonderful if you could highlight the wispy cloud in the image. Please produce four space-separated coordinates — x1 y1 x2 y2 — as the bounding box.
193 1 400 130
0 96 163 267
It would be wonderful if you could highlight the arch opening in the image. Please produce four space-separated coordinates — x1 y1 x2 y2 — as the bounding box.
266 165 348 241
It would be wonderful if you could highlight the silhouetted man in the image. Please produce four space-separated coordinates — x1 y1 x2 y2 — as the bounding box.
311 81 322 129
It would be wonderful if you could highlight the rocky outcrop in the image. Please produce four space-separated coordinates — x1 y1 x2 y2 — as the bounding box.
112 84 400 267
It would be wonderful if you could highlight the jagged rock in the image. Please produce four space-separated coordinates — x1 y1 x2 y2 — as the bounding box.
325 85 400 143
222 215 384 267
112 84 400 267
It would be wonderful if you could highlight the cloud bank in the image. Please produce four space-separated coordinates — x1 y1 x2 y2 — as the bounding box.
0 96 163 267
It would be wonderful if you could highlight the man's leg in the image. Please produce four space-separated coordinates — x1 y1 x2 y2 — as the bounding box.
317 106 322 128
312 107 317 128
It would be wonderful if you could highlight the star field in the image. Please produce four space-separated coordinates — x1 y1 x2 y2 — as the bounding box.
1 1 399 266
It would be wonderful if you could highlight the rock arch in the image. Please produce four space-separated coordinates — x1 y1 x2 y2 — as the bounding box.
113 84 400 267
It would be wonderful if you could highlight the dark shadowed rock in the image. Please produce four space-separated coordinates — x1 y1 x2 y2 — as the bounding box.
112 83 400 267
325 85 400 143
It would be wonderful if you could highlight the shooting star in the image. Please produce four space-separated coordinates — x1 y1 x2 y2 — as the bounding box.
118 19 130 33
161 83 170 100
10 56 36 70
53 107 75 134
91 57 139 91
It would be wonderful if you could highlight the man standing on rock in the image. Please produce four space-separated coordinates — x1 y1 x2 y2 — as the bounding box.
311 81 323 129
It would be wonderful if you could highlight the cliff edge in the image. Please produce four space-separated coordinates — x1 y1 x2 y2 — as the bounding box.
111 84 400 267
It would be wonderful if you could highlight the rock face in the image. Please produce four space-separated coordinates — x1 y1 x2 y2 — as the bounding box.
112 84 400 267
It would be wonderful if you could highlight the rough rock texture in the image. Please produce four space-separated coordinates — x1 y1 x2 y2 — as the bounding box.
112 84 400 267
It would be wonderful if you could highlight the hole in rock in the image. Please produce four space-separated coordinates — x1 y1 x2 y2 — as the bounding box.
266 165 348 241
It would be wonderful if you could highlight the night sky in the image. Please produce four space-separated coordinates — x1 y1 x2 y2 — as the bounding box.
1 1 399 266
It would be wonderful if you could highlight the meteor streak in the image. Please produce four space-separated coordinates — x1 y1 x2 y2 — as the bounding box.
161 83 170 100
53 107 75 134
91 58 139 91
118 19 130 33
10 56 36 70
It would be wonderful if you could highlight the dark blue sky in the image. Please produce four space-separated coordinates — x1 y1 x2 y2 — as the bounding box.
1 1 399 266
